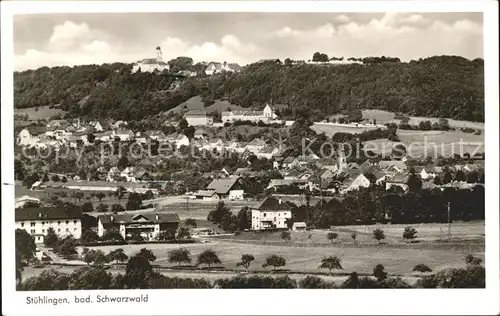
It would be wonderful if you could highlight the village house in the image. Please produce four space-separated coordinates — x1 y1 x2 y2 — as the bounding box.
245 138 268 154
112 129 134 141
266 179 308 191
206 176 245 200
256 146 280 159
94 131 113 142
15 206 83 244
378 160 408 173
17 126 47 146
288 154 320 169
97 211 180 241
164 133 190 149
193 190 220 201
147 130 166 141
204 61 242 76
221 104 278 124
385 173 410 192
340 170 371 193
251 196 292 230
184 110 214 126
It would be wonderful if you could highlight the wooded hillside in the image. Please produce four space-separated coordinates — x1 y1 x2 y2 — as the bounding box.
14 56 484 121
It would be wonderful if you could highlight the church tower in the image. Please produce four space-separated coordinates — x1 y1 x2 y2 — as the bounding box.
337 146 348 170
156 46 163 63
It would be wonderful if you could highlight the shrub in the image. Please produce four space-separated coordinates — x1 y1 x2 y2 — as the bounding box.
413 264 433 273
262 255 286 271
402 226 418 242
319 256 343 274
326 232 339 244
373 264 388 281
299 275 336 289
373 228 385 243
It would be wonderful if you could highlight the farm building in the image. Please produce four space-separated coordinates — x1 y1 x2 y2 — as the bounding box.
206 176 245 200
184 110 214 126
97 212 180 241
251 196 292 230
292 222 307 231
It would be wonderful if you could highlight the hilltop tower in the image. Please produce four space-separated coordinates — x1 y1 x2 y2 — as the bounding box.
156 46 163 63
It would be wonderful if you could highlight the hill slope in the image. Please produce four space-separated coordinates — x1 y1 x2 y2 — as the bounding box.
13 56 484 121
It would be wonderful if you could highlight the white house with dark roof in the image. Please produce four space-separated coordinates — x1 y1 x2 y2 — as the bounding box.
206 176 244 200
184 110 214 126
165 133 190 149
17 126 47 146
97 211 180 241
112 129 134 141
15 206 83 243
251 196 292 230
205 61 241 75
222 104 278 124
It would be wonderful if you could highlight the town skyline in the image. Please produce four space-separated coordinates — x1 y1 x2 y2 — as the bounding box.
14 12 483 71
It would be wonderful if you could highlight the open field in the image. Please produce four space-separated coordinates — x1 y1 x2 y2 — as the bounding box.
164 96 246 116
362 109 485 130
311 123 379 135
365 129 484 158
79 237 483 276
15 106 67 121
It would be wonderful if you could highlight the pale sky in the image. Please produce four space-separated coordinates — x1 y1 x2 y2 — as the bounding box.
13 12 483 71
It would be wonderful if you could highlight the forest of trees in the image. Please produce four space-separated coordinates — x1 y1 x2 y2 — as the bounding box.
14 56 484 122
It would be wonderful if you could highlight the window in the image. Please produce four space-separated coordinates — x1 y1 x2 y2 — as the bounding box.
37 237 41 241
74 228 77 231
21 223 24 227
278 213 280 216
30 229 35 234
30 222 35 227
66 228 69 232
58 221 61 225
58 228 61 232
73 220 77 225
42 229 45 233
263 213 266 217
41 221 45 225
65 221 69 225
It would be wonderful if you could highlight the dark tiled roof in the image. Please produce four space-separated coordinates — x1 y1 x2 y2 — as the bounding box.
207 176 241 194
98 212 180 224
16 207 82 221
24 126 47 135
254 196 293 211
184 110 209 118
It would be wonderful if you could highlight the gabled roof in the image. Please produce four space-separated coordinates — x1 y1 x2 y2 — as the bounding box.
16 207 82 221
379 160 407 170
194 190 218 197
137 58 169 66
98 212 180 225
387 173 409 183
253 196 293 211
207 176 241 194
246 138 267 147
258 147 277 154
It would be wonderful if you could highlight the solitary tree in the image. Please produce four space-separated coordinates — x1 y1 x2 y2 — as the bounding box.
280 231 291 243
106 248 128 264
137 248 156 262
44 227 59 248
262 255 286 271
412 264 433 273
373 264 388 281
465 254 483 267
351 232 357 244
197 249 221 269
168 248 192 266
403 226 418 243
15 229 36 281
95 192 106 202
184 218 197 228
373 228 385 244
75 191 85 202
327 232 339 244
319 256 343 274
236 254 255 272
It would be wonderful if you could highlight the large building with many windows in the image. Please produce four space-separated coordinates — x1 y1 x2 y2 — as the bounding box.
15 207 83 244
251 196 292 230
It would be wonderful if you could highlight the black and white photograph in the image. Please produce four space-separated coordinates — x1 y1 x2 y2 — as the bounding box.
1 1 499 315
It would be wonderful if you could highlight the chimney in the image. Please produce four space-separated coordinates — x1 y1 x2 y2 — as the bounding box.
155 213 159 221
